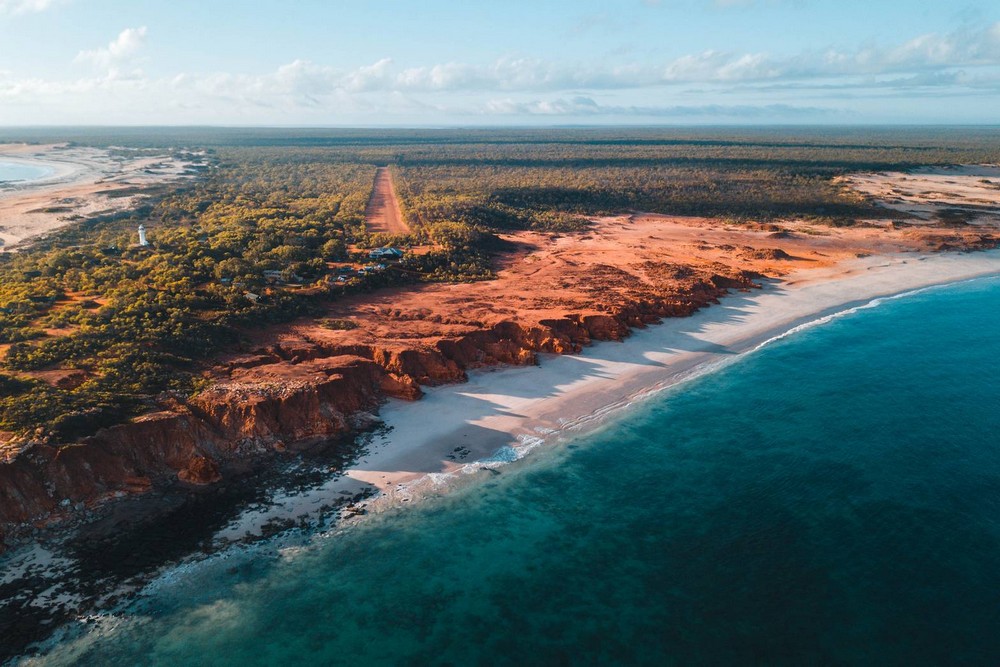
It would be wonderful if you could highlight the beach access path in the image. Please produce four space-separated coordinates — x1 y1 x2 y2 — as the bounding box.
364 167 409 234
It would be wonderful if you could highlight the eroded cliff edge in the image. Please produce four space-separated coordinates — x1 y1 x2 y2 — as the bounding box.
0 271 756 544
2 214 996 546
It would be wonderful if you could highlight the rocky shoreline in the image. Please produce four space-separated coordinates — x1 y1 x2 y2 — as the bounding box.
5 242 1000 663
0 263 757 550
4 210 999 663
0 426 382 664
6 207 1000 551
0 263 753 662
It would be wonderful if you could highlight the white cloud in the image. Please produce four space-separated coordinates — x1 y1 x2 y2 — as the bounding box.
0 0 62 15
75 27 148 71
482 95 837 118
342 57 394 92
197 22 999 99
1 21 999 124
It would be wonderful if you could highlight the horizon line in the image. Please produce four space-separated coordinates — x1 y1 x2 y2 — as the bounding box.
2 123 1000 131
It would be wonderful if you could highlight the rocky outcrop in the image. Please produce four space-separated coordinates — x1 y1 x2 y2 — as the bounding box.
930 233 999 253
177 455 222 485
0 267 759 547
0 410 218 531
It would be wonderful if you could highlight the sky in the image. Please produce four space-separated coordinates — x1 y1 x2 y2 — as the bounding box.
0 0 999 126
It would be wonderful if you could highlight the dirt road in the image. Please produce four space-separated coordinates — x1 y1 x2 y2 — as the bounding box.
364 167 409 234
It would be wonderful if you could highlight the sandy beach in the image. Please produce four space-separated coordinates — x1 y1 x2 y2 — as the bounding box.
0 143 198 251
360 250 1000 491
213 248 1000 539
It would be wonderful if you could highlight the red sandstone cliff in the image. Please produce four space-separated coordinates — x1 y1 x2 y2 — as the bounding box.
0 263 758 546
4 207 997 548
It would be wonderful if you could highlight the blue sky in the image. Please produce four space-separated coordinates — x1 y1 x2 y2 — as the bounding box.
0 0 999 125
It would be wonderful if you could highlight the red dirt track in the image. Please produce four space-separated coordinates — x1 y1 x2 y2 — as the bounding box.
364 167 408 234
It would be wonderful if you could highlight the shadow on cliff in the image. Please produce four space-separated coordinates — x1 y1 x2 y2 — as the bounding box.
646 285 787 356
348 290 784 482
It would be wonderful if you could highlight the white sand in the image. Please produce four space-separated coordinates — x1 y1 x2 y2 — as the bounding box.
354 250 1000 494
0 143 198 251
842 165 1000 222
214 249 1000 540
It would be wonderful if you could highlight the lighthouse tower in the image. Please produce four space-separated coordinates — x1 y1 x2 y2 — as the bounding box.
138 224 149 247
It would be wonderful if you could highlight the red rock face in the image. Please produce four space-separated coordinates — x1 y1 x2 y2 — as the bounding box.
177 456 222 485
0 237 760 547
0 411 220 527
5 210 995 548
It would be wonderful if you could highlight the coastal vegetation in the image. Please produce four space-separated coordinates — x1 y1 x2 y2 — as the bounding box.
2 127 1000 440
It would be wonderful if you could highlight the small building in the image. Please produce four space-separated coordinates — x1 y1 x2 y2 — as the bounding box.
263 269 303 284
368 247 404 260
138 225 149 247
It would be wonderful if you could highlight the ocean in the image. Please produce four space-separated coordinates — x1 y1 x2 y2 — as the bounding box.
0 161 53 184
22 274 1000 666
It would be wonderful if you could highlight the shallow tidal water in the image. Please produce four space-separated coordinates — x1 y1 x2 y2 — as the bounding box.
24 275 1000 666
0 162 53 184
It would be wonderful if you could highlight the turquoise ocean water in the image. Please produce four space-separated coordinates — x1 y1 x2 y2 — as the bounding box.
28 275 1000 666
0 162 53 183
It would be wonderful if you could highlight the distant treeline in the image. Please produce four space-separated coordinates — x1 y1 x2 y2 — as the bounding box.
7 126 999 222
4 126 1000 160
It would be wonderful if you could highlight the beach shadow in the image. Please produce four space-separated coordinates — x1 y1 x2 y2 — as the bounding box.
352 283 799 488
453 288 783 406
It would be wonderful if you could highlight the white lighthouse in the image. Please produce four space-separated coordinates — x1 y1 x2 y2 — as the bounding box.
138 224 149 247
